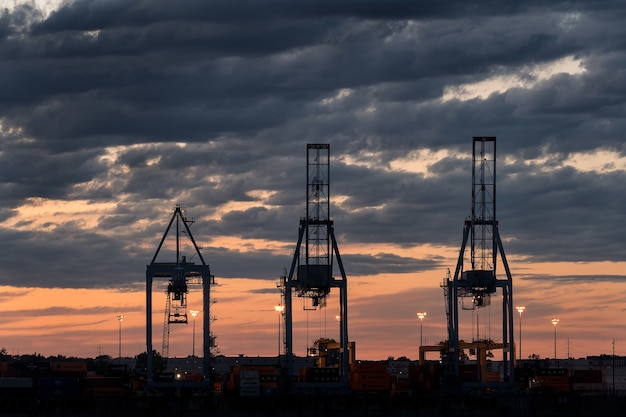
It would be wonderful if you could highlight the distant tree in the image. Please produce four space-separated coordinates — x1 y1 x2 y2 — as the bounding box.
94 355 113 375
135 350 164 374
528 353 541 360
19 353 46 362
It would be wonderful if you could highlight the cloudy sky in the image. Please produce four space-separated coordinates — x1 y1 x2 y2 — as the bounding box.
1 0 626 362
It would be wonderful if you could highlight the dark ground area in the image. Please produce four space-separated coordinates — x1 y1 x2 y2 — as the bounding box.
3 392 626 417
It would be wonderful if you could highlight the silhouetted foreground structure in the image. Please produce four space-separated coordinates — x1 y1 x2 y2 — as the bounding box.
3 354 626 415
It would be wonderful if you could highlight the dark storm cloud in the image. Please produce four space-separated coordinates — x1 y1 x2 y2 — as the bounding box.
522 274 626 283
0 304 143 320
343 253 444 275
2 0 626 288
0 1 601 150
0 223 144 287
498 163 626 262
186 244 437 281
0 145 103 201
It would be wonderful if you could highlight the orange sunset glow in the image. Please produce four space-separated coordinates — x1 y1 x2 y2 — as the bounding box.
2 253 626 361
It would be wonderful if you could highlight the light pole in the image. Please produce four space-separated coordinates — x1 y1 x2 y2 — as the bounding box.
552 318 559 359
274 305 285 360
516 306 525 360
190 310 199 357
417 312 427 347
117 315 125 358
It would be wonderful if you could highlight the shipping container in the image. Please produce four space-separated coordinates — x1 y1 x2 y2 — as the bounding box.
301 367 339 383
82 386 131 398
350 361 387 373
349 371 391 392
536 375 570 392
485 371 500 382
0 362 11 377
240 370 260 397
0 377 33 388
38 377 81 399
571 382 604 393
50 361 88 374
536 368 569 377
571 369 602 384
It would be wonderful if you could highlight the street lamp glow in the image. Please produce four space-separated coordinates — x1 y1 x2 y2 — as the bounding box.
516 306 525 360
417 312 427 347
552 318 559 359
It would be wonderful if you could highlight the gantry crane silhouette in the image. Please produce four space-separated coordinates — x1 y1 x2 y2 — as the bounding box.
443 137 515 390
145 205 215 387
282 144 350 387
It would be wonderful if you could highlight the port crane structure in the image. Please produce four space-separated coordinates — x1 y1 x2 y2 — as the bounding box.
443 137 515 389
145 205 214 386
283 144 350 387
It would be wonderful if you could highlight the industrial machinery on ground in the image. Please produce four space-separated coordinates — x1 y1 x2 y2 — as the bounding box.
442 137 515 390
145 205 215 386
282 144 350 388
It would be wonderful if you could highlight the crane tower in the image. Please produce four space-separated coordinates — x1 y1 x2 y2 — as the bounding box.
283 144 349 387
443 137 515 388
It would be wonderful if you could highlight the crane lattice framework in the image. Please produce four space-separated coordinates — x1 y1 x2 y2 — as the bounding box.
444 137 515 389
283 144 349 387
145 205 214 386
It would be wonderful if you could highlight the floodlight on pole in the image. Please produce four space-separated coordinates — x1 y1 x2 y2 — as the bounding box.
117 315 125 358
274 305 285 359
552 318 559 359
417 312 427 347
516 306 525 360
190 310 199 357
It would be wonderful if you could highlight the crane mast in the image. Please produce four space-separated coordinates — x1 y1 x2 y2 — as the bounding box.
283 144 350 389
443 137 515 391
